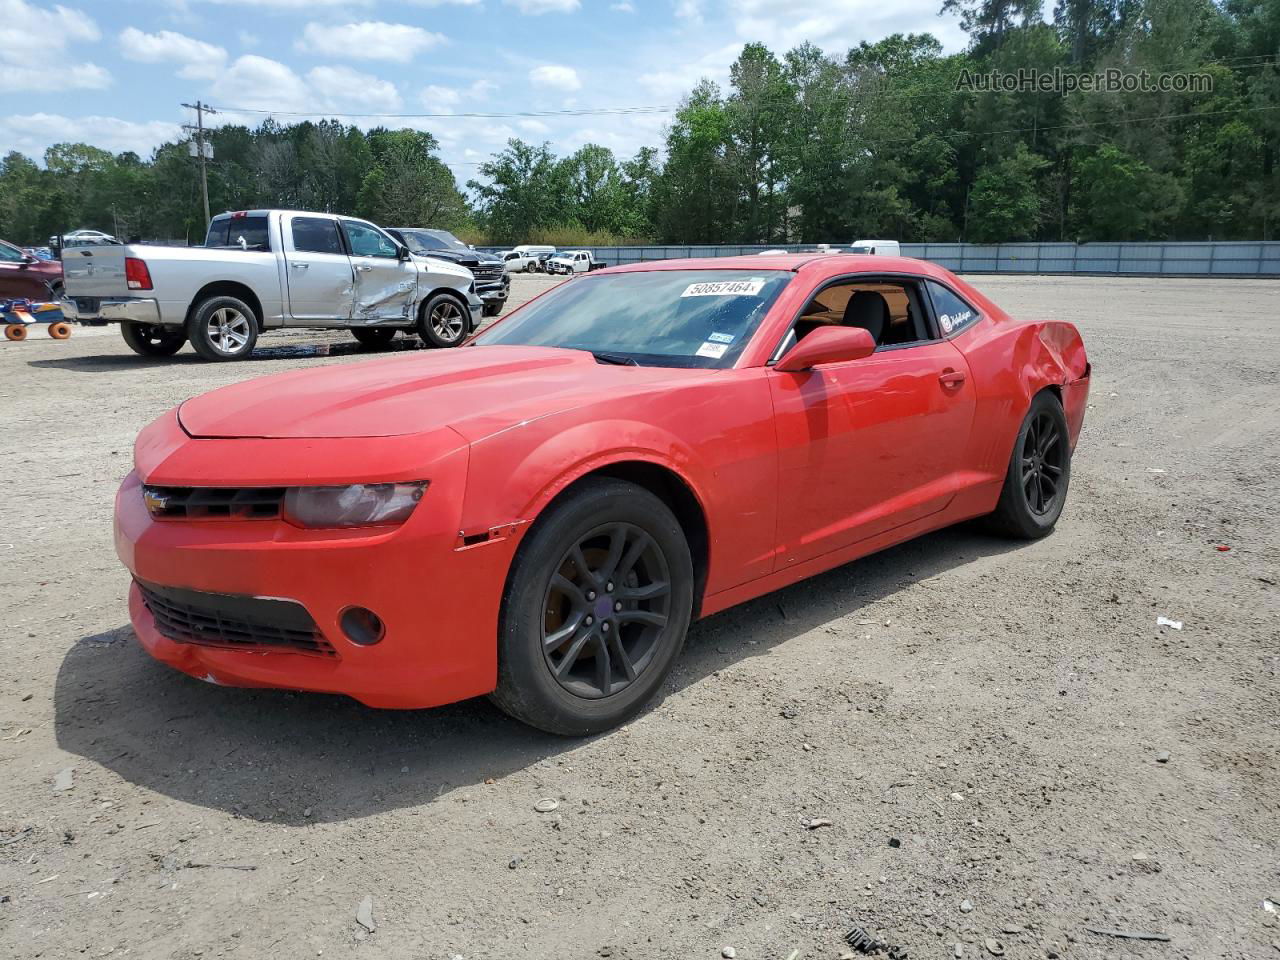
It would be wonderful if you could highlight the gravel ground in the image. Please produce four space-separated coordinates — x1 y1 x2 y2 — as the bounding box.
1 274 1277 960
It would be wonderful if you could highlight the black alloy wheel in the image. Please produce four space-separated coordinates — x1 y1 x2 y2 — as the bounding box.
1021 409 1066 516
540 522 672 699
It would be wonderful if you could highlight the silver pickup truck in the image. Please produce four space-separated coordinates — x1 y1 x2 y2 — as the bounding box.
60 209 483 361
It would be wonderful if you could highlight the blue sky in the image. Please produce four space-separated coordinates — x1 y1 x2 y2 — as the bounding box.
0 0 966 185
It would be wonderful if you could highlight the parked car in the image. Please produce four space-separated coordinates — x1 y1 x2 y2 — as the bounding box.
0 238 63 300
50 229 117 252
849 239 901 256
545 250 606 275
385 227 509 318
60 210 481 361
113 252 1090 734
503 245 557 273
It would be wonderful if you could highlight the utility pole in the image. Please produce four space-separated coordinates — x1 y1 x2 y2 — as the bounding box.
182 100 217 228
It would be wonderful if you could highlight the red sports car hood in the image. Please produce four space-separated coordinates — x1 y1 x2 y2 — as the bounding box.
178 345 711 441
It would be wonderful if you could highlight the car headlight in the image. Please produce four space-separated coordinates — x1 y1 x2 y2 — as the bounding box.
282 482 427 529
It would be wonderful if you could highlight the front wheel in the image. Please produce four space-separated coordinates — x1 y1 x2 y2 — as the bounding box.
986 390 1072 539
186 296 257 361
350 327 398 350
121 322 186 357
491 478 695 736
417 293 469 348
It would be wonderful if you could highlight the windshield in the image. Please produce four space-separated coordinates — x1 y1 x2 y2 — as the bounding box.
398 229 468 254
474 269 791 368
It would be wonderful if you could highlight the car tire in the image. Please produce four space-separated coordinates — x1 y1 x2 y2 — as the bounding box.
417 293 469 348
482 302 502 318
120 322 186 357
350 327 398 350
186 296 257 361
986 390 1072 539
490 478 695 736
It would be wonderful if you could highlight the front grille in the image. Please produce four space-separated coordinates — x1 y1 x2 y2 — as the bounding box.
143 484 285 520
473 266 503 282
137 579 336 657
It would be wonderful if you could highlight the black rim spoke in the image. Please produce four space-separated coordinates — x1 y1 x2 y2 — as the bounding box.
1020 411 1067 517
540 521 672 700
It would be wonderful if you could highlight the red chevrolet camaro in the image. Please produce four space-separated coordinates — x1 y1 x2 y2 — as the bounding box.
116 255 1090 734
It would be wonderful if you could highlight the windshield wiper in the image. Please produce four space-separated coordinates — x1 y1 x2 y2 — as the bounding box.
592 351 639 366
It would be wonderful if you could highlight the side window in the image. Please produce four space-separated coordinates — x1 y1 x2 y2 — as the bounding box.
927 281 980 336
207 216 270 250
0 243 26 262
204 219 228 247
788 279 931 352
291 217 344 255
343 220 399 259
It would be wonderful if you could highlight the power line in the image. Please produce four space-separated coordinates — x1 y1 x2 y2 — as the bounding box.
208 103 678 120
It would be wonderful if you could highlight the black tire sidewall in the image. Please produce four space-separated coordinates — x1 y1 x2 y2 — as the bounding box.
121 322 186 357
493 479 694 736
417 293 469 348
186 296 257 361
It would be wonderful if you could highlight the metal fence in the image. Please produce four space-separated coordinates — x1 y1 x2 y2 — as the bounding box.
478 241 1280 277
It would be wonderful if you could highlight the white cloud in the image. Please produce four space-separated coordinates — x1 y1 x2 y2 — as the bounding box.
529 64 581 92
202 0 369 6
518 118 550 134
422 85 462 107
726 0 968 54
407 0 482 5
209 56 407 116
119 27 228 81
503 0 581 14
638 41 739 99
0 0 109 91
0 113 182 159
297 21 446 63
238 30 260 48
611 1 636 10
674 0 703 23
308 66 402 112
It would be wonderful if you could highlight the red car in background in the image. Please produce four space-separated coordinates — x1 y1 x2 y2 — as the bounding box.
115 254 1090 735
0 239 62 300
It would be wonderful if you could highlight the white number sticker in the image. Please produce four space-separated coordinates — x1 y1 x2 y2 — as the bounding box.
695 341 730 359
681 279 766 298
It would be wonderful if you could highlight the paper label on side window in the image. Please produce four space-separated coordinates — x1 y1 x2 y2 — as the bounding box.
707 331 736 344
681 279 766 298
695 341 729 359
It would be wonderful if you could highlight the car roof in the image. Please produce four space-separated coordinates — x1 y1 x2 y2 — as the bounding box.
601 253 947 279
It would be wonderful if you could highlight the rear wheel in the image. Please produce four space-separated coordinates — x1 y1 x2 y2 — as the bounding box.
491 478 695 736
417 293 468 348
987 391 1072 538
350 327 398 350
186 296 257 361
121 322 186 357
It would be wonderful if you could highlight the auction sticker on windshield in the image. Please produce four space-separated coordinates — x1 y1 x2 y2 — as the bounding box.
681 278 767 298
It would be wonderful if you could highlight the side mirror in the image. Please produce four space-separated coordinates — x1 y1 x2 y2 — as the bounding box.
775 326 876 372
397 244 411 261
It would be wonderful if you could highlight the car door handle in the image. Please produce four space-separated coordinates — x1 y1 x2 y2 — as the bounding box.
355 264 373 272
290 262 309 269
938 369 966 387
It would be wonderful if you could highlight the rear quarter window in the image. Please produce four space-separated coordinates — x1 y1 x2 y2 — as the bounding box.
927 281 980 336
206 216 271 251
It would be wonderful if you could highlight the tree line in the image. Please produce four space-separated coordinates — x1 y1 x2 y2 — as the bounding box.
2 0 1277 247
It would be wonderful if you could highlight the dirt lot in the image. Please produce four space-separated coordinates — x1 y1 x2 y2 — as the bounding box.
1 274 1277 960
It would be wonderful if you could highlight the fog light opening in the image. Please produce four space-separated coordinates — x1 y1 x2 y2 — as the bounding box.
340 607 385 646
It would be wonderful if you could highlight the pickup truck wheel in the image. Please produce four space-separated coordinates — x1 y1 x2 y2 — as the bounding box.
120 322 186 357
417 293 468 348
350 327 398 350
187 296 257 361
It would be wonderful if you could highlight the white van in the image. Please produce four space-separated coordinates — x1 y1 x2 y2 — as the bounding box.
850 239 902 256
504 244 557 273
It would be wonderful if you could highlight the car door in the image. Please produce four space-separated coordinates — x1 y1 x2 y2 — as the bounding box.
0 241 45 299
283 216 354 324
768 276 976 569
341 219 417 322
